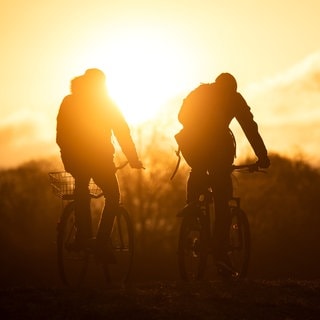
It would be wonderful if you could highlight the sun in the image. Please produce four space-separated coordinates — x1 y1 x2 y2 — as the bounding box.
100 28 189 125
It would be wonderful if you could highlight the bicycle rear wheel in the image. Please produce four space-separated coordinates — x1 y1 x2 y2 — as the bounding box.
178 212 209 281
228 206 250 278
102 206 134 285
57 202 89 287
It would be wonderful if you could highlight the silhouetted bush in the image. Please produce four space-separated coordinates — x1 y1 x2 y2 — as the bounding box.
1 153 320 285
234 154 320 278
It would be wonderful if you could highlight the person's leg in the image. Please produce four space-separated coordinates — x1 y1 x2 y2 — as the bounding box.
180 145 208 203
186 168 208 203
74 174 92 246
91 161 120 241
209 166 233 262
91 160 120 263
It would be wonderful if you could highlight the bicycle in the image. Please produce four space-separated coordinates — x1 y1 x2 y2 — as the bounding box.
48 163 134 287
177 163 262 281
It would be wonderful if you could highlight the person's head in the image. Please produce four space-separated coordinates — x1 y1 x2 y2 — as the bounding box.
70 75 85 94
82 68 107 96
215 73 237 92
70 68 107 97
84 68 106 83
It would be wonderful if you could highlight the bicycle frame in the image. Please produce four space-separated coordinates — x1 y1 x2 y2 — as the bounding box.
49 161 133 287
178 163 259 281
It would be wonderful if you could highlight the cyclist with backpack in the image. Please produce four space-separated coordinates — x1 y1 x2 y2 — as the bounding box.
56 68 143 263
175 73 270 275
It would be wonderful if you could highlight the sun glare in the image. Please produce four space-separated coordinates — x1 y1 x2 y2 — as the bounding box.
100 29 188 125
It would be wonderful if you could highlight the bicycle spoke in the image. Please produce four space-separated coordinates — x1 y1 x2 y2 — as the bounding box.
102 207 134 285
228 207 250 278
178 215 208 281
57 202 89 287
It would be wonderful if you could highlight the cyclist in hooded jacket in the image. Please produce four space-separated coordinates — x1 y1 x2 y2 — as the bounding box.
175 72 270 274
57 68 143 262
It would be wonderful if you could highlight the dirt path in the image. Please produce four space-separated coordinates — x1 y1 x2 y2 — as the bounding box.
1 280 320 319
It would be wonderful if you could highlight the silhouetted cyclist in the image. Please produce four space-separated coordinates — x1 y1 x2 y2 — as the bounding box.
56 68 143 263
175 73 270 274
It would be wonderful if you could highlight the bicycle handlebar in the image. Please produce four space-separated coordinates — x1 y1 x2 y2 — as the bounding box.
231 163 266 173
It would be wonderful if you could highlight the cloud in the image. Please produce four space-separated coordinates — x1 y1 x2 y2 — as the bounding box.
245 51 320 164
0 111 58 168
151 53 320 166
0 122 36 147
247 51 320 94
2 51 320 168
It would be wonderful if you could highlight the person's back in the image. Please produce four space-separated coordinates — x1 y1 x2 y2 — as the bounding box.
56 68 143 261
57 69 141 173
176 73 269 168
175 72 270 276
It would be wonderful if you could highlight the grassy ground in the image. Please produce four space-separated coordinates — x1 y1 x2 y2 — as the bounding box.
1 279 319 319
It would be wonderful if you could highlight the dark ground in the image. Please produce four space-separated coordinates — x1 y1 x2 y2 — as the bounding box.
1 244 320 319
1 279 320 319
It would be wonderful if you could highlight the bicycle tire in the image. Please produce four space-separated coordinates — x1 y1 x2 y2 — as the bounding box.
102 206 134 285
228 206 250 278
178 211 209 281
57 201 89 287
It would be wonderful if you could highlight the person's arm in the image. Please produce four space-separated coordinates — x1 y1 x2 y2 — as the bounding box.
178 97 189 126
235 93 270 168
56 95 72 150
109 101 143 169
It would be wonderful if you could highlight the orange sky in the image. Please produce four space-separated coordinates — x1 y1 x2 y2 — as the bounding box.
1 1 320 167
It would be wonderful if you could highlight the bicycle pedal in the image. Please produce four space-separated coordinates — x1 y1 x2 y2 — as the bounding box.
216 261 239 279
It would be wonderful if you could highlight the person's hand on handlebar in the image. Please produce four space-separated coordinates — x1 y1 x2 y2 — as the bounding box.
257 155 270 169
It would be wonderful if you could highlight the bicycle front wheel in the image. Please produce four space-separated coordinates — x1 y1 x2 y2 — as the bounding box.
102 206 134 285
178 212 209 281
57 202 89 287
228 207 250 278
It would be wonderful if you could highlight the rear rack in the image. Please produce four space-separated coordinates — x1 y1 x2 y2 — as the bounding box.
48 171 103 200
